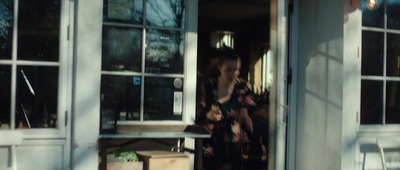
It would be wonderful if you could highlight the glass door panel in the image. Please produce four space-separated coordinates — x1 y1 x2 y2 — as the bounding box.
0 65 11 129
16 66 59 129
17 0 60 61
0 0 13 60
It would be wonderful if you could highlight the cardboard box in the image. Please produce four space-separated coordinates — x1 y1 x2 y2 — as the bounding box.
106 154 143 170
136 150 190 170
107 161 143 170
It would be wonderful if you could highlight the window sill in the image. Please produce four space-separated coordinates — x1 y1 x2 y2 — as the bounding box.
357 125 400 136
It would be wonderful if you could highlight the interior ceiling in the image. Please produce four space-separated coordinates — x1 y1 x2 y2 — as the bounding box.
198 0 270 20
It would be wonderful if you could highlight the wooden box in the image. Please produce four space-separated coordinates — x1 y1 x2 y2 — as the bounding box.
107 162 143 170
136 150 190 170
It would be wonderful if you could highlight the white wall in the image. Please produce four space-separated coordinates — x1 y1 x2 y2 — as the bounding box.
296 0 344 169
343 0 360 169
71 1 102 170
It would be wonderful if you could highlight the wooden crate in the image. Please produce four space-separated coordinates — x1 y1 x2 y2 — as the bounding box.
136 150 190 170
107 161 143 170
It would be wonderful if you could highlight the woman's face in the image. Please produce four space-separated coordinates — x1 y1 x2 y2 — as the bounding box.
218 59 241 84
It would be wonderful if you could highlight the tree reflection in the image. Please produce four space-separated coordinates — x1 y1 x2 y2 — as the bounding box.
0 0 13 58
146 0 185 28
145 0 185 73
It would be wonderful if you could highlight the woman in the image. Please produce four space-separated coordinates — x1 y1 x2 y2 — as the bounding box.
197 49 261 170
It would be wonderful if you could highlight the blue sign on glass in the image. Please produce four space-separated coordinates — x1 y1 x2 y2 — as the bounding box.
133 76 141 85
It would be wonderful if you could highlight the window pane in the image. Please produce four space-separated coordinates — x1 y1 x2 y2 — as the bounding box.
362 31 384 76
101 75 141 121
387 0 400 30
16 66 58 128
144 77 183 120
17 0 60 61
145 29 184 74
102 26 142 72
386 33 400 76
0 0 13 60
362 0 384 28
103 0 143 24
361 80 383 124
0 65 11 129
146 0 185 28
386 81 400 124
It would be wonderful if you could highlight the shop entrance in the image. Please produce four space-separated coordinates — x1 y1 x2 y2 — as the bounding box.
197 1 276 169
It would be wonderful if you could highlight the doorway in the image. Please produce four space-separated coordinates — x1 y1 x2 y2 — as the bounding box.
197 1 272 169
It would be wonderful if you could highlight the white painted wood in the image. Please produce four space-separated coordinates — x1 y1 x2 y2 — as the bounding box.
295 0 344 169
184 0 198 125
0 131 23 146
286 0 299 169
71 0 102 169
377 137 400 170
16 145 64 170
342 0 361 169
270 0 289 170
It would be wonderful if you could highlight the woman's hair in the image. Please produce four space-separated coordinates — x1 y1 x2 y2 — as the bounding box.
205 48 241 78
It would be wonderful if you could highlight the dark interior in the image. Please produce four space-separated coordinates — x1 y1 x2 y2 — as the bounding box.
197 0 270 79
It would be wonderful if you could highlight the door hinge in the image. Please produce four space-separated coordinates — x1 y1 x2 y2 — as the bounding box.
356 111 359 123
287 68 292 85
67 25 70 41
357 46 360 58
65 111 68 126
289 2 294 14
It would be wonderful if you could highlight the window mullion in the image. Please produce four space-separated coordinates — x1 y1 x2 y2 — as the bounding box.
10 0 20 130
382 0 387 125
140 0 146 122
140 28 146 122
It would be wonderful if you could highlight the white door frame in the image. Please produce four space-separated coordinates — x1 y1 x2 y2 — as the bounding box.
286 0 299 169
269 0 291 170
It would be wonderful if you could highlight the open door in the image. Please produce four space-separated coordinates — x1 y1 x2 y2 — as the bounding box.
269 0 293 169
0 0 73 169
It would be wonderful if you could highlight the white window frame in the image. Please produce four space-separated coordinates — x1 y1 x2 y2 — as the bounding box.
0 0 72 138
357 0 400 133
101 0 197 126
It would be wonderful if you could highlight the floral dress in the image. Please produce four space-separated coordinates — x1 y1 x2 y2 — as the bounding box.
197 77 258 170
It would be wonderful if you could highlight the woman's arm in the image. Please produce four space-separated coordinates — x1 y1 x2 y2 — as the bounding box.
196 80 223 125
242 81 268 122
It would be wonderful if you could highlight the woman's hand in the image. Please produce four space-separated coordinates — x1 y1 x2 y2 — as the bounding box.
206 105 223 122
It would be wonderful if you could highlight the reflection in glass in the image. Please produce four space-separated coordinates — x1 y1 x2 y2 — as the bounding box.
145 29 184 73
362 31 384 76
102 26 142 72
101 75 141 121
386 81 400 124
103 0 143 24
0 65 11 129
16 66 58 128
144 77 183 120
17 0 60 61
362 0 384 28
0 0 13 60
361 80 383 124
386 33 400 76
146 0 185 28
387 0 400 30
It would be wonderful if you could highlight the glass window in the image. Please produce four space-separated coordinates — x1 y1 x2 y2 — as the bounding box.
0 1 13 60
17 0 60 61
146 0 185 28
145 29 184 74
102 26 142 72
0 0 64 130
143 77 183 120
103 0 144 24
101 0 186 123
0 66 11 127
16 66 59 128
361 0 400 125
